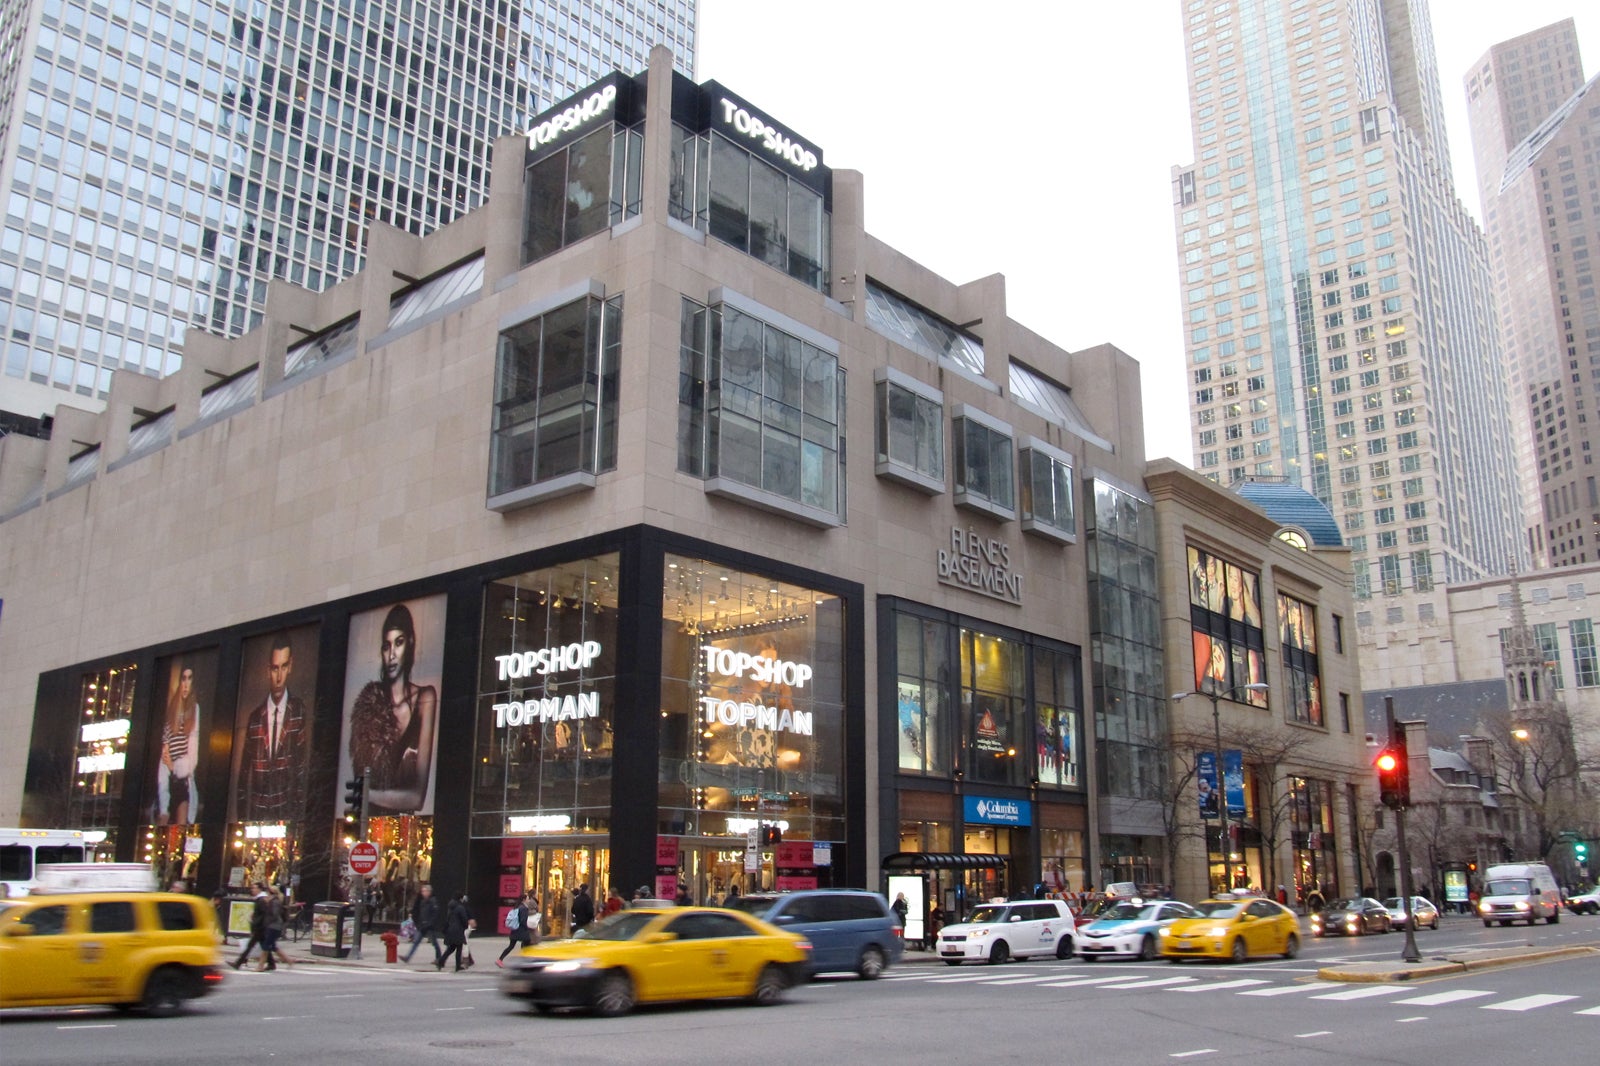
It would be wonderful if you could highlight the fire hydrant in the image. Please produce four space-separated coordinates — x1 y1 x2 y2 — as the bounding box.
380 931 400 964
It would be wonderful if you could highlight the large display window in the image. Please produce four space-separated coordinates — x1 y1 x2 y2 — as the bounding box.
658 554 845 847
139 649 219 889
472 555 620 837
68 663 139 839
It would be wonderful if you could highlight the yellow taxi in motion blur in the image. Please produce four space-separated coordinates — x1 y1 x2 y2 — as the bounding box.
500 906 812 1016
1159 895 1301 963
0 864 224 1015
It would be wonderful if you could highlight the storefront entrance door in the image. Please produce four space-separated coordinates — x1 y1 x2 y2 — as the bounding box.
531 845 609 937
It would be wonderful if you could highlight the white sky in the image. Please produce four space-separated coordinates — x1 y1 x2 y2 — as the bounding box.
695 1 1594 467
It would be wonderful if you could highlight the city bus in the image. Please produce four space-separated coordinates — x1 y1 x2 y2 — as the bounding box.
0 828 94 896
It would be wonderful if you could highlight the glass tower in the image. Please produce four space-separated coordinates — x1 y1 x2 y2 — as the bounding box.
0 0 697 424
1172 0 1525 631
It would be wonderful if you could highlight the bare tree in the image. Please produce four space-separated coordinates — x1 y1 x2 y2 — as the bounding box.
1228 723 1322 893
1476 704 1595 862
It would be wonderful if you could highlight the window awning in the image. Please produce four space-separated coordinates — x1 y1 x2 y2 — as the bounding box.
882 852 1010 871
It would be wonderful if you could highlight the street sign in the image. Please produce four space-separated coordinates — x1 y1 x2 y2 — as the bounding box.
348 841 381 876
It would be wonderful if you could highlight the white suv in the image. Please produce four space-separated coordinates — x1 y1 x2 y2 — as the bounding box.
936 900 1076 965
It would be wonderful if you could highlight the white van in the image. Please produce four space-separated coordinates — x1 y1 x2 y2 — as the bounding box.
1478 862 1562 926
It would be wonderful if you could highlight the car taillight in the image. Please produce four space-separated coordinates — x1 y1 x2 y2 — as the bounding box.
203 969 226 985
893 926 904 940
796 939 813 953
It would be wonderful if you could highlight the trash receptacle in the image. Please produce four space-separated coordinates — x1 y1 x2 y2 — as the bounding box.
311 902 355 958
380 931 399 963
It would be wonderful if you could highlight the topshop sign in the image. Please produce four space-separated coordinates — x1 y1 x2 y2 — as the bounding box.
492 641 602 729
698 644 815 737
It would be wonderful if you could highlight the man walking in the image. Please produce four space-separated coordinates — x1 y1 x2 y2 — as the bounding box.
404 882 442 965
228 883 270 970
571 883 595 932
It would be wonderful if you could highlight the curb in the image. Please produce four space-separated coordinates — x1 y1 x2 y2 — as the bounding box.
1317 944 1599 983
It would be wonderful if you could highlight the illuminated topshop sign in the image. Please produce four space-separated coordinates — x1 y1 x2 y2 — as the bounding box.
717 98 819 172
526 83 617 149
698 644 814 737
493 640 603 729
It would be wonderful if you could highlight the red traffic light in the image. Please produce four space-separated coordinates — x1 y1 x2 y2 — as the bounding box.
1375 751 1399 773
1376 745 1409 809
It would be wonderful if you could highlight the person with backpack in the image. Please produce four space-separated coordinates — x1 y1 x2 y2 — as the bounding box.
497 890 540 966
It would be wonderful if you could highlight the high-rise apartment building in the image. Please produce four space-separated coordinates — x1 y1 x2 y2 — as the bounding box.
1172 0 1525 633
0 0 697 425
1466 21 1599 568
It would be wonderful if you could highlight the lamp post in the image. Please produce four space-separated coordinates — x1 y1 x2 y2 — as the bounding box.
1173 681 1268 893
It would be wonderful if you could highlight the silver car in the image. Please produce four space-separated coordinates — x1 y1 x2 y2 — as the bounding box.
1382 895 1439 930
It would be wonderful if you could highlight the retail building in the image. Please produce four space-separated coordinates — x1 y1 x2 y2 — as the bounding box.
2 50 1153 929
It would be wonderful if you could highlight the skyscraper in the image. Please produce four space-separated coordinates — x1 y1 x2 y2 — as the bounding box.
1172 0 1524 631
0 0 696 425
1466 21 1598 568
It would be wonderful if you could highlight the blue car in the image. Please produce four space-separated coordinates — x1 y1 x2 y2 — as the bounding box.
724 890 904 979
1076 900 1198 961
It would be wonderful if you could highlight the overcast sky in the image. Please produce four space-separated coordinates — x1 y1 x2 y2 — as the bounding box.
695 2 1594 468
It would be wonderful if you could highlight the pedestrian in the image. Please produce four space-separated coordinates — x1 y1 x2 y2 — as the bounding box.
211 888 230 944
724 883 740 907
404 882 442 965
257 884 293 970
438 892 475 971
929 901 945 941
571 882 595 931
674 881 693 907
228 883 269 970
497 891 540 966
604 886 625 916
1275 884 1288 906
633 884 651 901
891 891 909 925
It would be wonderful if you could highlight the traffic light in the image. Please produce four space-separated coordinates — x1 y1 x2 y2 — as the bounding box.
760 825 783 846
1577 839 1590 863
1376 746 1409 809
343 776 365 820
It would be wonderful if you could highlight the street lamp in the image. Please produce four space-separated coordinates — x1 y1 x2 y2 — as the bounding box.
1173 680 1269 893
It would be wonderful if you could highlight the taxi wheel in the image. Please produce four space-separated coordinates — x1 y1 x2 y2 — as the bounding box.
1228 938 1247 964
857 946 886 980
591 971 636 1017
1056 936 1074 960
141 966 191 1017
1137 935 1159 961
1282 933 1299 959
750 965 787 1006
987 940 1010 965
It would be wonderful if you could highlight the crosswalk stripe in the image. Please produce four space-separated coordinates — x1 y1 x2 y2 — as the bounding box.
1483 994 1578 1012
1573 1006 1600 1016
1037 976 1142 989
1392 990 1496 1006
1170 979 1270 992
983 975 1087 985
1098 976 1198 989
1311 986 1409 1001
1238 981 1340 997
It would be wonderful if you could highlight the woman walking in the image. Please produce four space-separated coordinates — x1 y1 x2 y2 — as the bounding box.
497 891 540 966
257 885 293 970
438 893 475 971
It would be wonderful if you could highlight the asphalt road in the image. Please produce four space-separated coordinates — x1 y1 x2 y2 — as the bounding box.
4 914 1597 1065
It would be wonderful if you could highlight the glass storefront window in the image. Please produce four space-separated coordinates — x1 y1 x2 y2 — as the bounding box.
658 554 846 847
961 628 1025 786
472 554 620 837
69 663 138 834
895 614 950 775
1040 828 1085 896
1033 645 1081 789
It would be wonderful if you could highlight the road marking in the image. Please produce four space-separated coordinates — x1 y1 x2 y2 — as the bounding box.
983 974 1089 985
1311 986 1408 1001
1295 1031 1332 1038
1170 979 1269 992
928 972 1022 983
1483 994 1578 1012
324 993 364 999
1396 1016 1428 1023
1099 976 1198 989
1393 989 1496 1006
434 1006 475 1012
261 1015 315 1021
1574 1006 1600 1016
1169 1050 1216 1058
1238 981 1340 996
56 1024 117 1030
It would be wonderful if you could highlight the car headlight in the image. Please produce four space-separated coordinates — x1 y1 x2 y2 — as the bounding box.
1209 925 1230 937
1514 901 1530 911
1157 927 1171 937
971 928 990 938
1478 901 1491 913
545 958 597 973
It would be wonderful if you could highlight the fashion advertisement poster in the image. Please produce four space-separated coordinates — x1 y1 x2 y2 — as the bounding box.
230 624 321 824
149 649 218 826
338 595 446 816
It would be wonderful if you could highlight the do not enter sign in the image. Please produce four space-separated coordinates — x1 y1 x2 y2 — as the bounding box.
348 841 381 876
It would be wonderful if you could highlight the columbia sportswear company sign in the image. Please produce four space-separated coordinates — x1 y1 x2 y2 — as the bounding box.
964 795 1031 826
937 526 1023 605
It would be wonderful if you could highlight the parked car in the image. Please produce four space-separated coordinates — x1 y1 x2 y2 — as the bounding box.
936 899 1076 965
499 907 811 1016
0 867 224 1015
1312 897 1392 937
1382 895 1440 930
1076 900 1197 961
1563 887 1599 915
721 890 903 978
1160 896 1300 962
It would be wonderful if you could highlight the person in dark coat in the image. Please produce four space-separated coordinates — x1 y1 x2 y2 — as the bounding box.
404 882 442 965
437 893 475 971
571 883 595 931
498 891 540 966
228 883 269 970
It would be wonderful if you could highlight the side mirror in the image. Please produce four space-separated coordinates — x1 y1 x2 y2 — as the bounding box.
774 914 796 925
3 923 35 937
646 931 678 944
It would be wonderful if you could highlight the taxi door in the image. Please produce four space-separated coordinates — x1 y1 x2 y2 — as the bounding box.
1243 900 1279 955
71 898 145 1001
650 913 747 998
1027 905 1059 955
0 901 80 1005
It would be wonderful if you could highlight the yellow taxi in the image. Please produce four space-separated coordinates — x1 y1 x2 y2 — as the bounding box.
499 906 812 1016
1159 895 1301 963
0 864 224 1015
